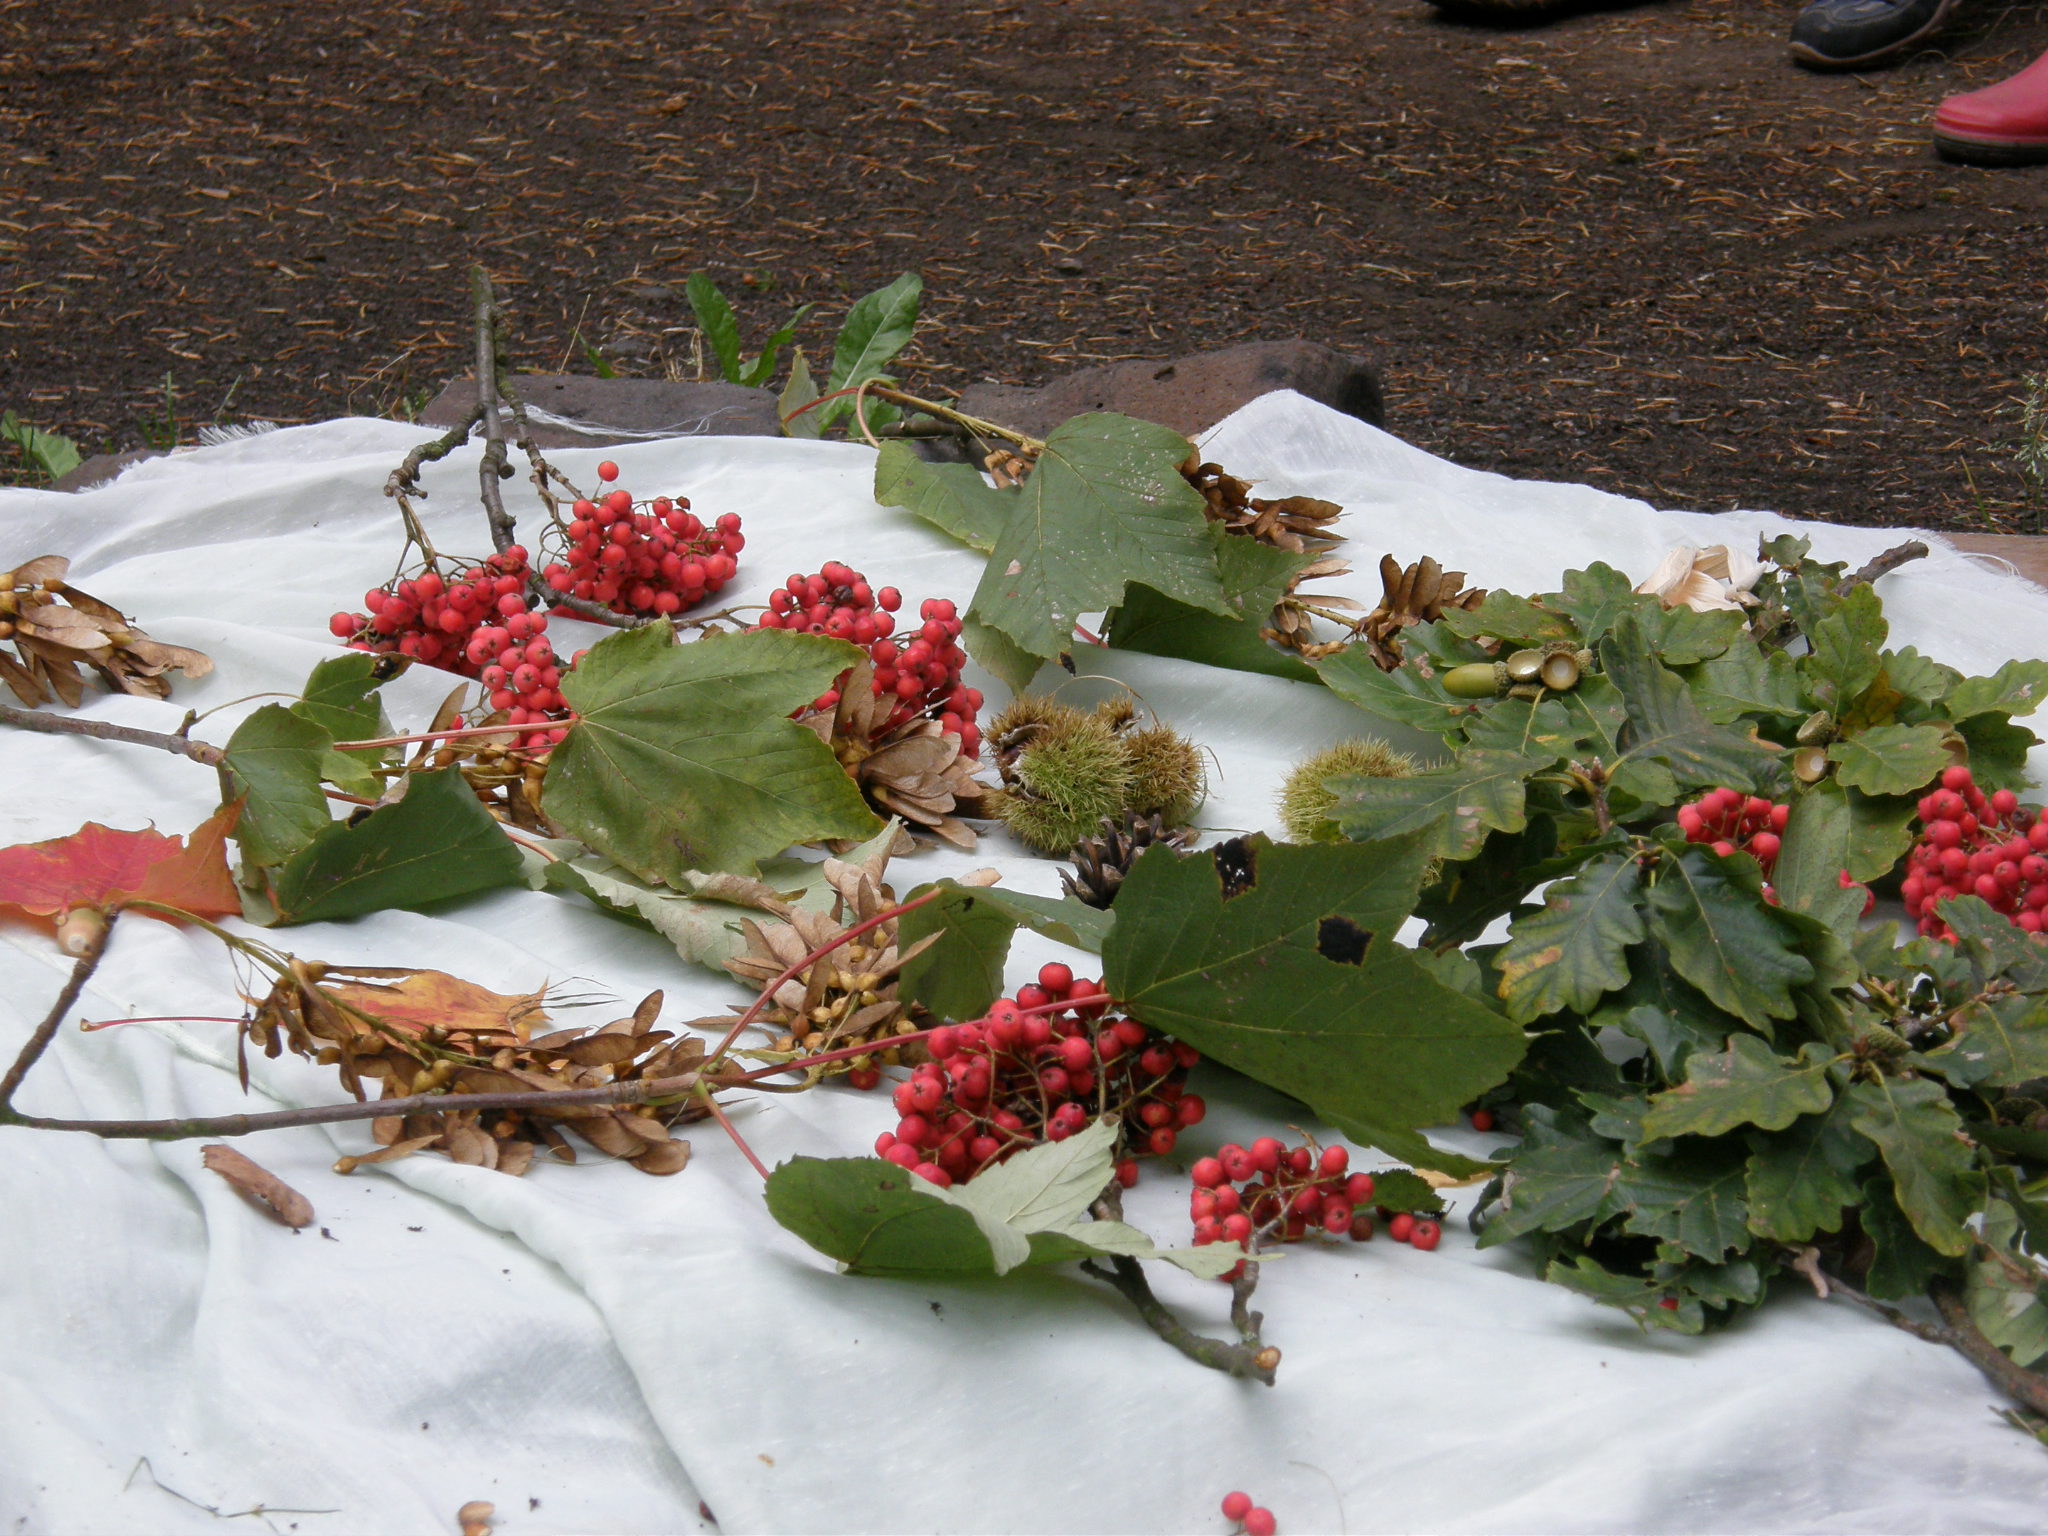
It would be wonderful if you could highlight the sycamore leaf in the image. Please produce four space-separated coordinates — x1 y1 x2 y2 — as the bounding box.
0 804 243 920
960 615 1048 695
543 624 880 881
1493 850 1645 1023
1827 723 1953 797
1743 1096 1872 1243
268 769 523 925
897 882 1113 1023
1645 847 1814 1030
1844 1077 1984 1258
223 704 334 868
1103 527 1318 683
1331 750 1546 861
1640 1037 1837 1141
873 440 1008 552
1102 834 1527 1144
1948 658 2048 723
966 414 1230 681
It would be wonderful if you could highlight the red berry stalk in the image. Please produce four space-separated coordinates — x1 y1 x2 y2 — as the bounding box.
1191 1136 1443 1279
539 462 744 618
752 562 984 756
873 963 1204 1188
1902 764 2048 938
329 545 569 751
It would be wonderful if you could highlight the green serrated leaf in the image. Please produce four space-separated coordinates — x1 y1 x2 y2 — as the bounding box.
1316 644 1476 736
1924 993 2048 1090
223 704 334 868
1603 614 1776 799
1827 723 1954 797
1687 634 1806 723
1103 527 1318 682
1968 1200 2048 1367
1881 647 1962 707
268 768 522 925
1845 1076 1984 1257
1949 658 2048 722
1938 896 2048 992
686 272 744 383
1801 582 1886 712
1545 1254 1708 1334
966 414 1230 677
873 440 1009 553
1553 563 1638 649
1331 750 1545 861
1955 712 2040 794
1494 850 1645 1023
543 625 880 880
896 883 1020 1023
780 347 821 439
823 271 922 422
1614 1140 1752 1260
1859 1173 1956 1300
1774 780 1916 916
1743 1095 1872 1242
1646 847 1814 1030
290 653 390 743
1438 591 1579 647
1478 1112 1623 1246
1641 1036 1837 1140
1104 833 1526 1142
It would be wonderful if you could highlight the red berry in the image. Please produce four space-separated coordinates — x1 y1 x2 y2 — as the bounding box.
1244 1509 1277 1536
597 460 620 482
1221 1492 1253 1522
1388 1212 1416 1243
1411 1218 1442 1251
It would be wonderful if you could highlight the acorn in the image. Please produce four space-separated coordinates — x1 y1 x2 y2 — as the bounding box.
1279 738 1421 843
1793 745 1831 783
1443 662 1506 698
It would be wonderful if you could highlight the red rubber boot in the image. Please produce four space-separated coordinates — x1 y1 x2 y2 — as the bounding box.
1934 48 2048 165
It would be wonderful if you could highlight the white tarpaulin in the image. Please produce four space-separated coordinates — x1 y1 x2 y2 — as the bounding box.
4 393 2046 1534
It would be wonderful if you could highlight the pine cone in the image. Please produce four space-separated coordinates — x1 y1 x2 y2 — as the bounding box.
804 657 987 848
1180 458 1343 554
1355 553 1486 670
1061 811 1196 908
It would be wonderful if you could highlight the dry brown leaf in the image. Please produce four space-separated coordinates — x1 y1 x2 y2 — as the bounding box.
318 971 552 1043
201 1144 315 1227
333 1135 440 1174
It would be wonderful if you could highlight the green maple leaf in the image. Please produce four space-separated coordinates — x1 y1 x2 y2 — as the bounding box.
873 440 1008 552
1646 847 1814 1031
1102 834 1526 1144
1331 750 1547 861
542 624 880 881
964 413 1231 690
1640 1037 1837 1141
1845 1076 1984 1258
1102 527 1317 683
1494 850 1646 1022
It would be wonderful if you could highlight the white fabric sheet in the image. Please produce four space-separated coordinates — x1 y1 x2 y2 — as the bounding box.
3 394 2046 1535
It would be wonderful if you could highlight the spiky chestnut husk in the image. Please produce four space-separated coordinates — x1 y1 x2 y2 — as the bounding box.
1279 738 1419 843
1121 724 1206 826
992 714 1135 853
986 694 1085 761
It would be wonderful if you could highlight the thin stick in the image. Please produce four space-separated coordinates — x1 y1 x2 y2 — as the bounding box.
1079 1255 1279 1384
471 268 517 556
331 720 547 753
1841 540 1930 591
547 589 647 629
0 909 117 1108
1930 1282 2048 1417
384 404 484 502
702 1090 770 1179
0 703 224 765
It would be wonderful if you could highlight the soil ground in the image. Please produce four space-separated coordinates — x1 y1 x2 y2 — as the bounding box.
3 0 2046 530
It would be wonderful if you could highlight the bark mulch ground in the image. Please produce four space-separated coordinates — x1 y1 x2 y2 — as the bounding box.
3 0 2046 530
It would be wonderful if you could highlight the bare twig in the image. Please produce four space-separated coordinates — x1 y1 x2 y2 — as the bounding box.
1079 1255 1279 1384
470 268 517 556
1841 540 1930 591
1931 1282 2048 1418
546 589 647 629
384 403 484 502
0 908 117 1108
0 702 224 765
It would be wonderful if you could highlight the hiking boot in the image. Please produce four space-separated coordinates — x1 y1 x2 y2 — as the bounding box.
1789 0 1965 71
1934 48 2048 164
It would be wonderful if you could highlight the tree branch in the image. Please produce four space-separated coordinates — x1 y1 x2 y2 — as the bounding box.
1079 1255 1279 1384
383 403 485 502
1931 1282 2048 1418
1841 540 1930 591
0 702 223 765
470 268 517 556
0 909 117 1108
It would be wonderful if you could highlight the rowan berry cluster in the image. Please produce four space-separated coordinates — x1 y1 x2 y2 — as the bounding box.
1678 788 1788 876
329 546 568 750
538 462 744 618
753 563 984 756
874 963 1204 1187
1902 764 2048 937
1220 1492 1277 1536
1190 1136 1442 1275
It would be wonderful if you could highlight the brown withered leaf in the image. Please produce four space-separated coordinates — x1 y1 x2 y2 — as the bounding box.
201 1144 315 1228
802 657 986 848
317 969 552 1042
1 558 214 706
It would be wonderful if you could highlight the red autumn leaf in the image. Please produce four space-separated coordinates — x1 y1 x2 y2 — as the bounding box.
0 803 244 921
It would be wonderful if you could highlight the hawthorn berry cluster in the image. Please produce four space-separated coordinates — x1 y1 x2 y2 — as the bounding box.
753 562 985 756
1220 1492 1277 1536
1902 764 2048 937
330 546 568 750
1189 1137 1418 1257
874 964 1204 1188
538 462 744 618
1678 788 1788 876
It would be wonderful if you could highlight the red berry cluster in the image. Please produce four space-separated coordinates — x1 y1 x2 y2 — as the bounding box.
1902 764 2048 938
539 462 744 618
329 546 569 750
1678 788 1788 875
753 563 984 756
1220 1492 1277 1536
1191 1138 1402 1263
874 963 1204 1188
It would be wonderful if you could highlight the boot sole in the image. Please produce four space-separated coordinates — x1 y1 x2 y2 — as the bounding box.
1933 130 2048 166
1788 0 1964 71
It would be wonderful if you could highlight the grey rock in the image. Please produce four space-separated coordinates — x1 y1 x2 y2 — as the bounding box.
950 339 1384 446
51 448 165 492
417 374 783 448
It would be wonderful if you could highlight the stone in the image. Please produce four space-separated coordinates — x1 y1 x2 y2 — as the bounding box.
950 339 1384 445
51 448 164 492
1937 532 2048 593
418 374 782 449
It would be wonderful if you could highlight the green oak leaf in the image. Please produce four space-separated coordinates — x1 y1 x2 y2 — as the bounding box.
966 413 1230 681
1331 750 1546 861
1478 1112 1624 1246
873 440 1008 552
1103 833 1526 1144
1102 527 1318 683
1437 590 1579 647
1646 847 1814 1030
1552 563 1638 650
1924 993 2048 1090
542 624 880 881
1954 712 2040 794
1493 850 1645 1023
1948 658 2048 722
1459 677 1627 764
1602 613 1775 797
1613 1141 1752 1261
1636 604 1746 667
1801 582 1886 712
1316 644 1477 736
1967 1200 2048 1368
1743 1096 1872 1243
269 768 522 925
1845 1076 1984 1257
1880 647 1962 707
1938 895 2048 992
1641 1037 1837 1140
1773 780 1916 911
1826 723 1954 797
1544 1254 1708 1335
1859 1173 1956 1300
1687 635 1807 724
223 704 334 868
